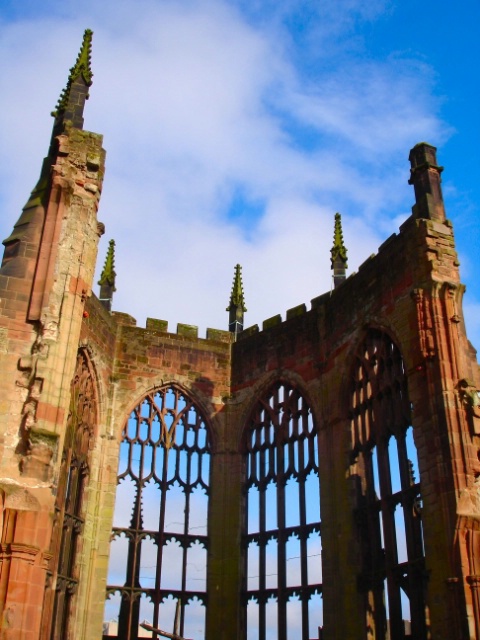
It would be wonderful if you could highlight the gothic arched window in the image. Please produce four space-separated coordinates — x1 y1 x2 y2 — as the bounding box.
105 385 210 640
350 330 427 640
44 349 97 640
244 381 322 640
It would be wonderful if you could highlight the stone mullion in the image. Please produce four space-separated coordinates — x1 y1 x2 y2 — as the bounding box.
62 463 83 581
378 442 402 639
57 514 75 585
51 581 68 640
396 435 422 559
408 548 428 640
276 439 287 640
258 445 267 640
373 349 402 637
360 382 370 446
363 447 386 637
180 444 192 639
395 433 411 495
152 444 170 633
41 461 69 640
118 430 146 640
118 517 142 639
52 445 76 640
297 428 310 640
244 486 250 637
396 434 427 638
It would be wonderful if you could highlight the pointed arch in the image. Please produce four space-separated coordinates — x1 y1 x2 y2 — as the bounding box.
349 329 428 639
104 384 211 640
42 348 99 640
243 379 322 640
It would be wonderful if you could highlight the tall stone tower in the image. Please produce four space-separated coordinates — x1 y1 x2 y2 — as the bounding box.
0 30 105 639
0 30 479 640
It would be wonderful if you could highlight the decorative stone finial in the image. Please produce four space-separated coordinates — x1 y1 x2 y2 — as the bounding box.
51 29 94 132
331 213 348 289
226 264 247 336
98 239 116 311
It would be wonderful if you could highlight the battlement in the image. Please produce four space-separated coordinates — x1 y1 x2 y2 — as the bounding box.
98 184 457 350
110 311 234 343
240 301 309 338
110 233 395 344
238 235 393 340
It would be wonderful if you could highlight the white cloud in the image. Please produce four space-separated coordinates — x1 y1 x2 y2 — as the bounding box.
0 0 470 342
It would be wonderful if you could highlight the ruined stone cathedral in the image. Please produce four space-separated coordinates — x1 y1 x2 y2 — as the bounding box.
0 29 479 640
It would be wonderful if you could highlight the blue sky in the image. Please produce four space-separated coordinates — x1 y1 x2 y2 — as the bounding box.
0 0 478 349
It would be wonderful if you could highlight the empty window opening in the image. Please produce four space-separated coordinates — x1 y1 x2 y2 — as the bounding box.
43 350 97 640
244 382 322 640
350 330 428 639
104 386 210 640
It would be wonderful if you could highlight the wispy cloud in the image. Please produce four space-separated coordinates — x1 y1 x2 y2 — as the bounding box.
0 0 461 339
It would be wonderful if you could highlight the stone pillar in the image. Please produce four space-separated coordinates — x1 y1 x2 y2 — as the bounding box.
206 446 244 640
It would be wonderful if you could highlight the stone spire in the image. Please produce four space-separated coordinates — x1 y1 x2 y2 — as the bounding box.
51 29 94 141
2 30 96 258
226 264 247 336
98 239 116 311
331 212 348 289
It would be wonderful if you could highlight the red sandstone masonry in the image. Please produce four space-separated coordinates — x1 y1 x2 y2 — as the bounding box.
0 121 105 640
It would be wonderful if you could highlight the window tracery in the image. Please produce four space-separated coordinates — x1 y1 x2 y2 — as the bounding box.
350 330 427 639
44 349 97 640
244 381 322 640
104 385 210 640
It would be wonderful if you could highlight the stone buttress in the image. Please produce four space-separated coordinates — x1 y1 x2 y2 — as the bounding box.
0 30 105 639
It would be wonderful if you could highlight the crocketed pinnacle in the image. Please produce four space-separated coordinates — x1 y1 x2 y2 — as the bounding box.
330 212 348 268
52 29 93 118
98 239 116 288
226 264 247 312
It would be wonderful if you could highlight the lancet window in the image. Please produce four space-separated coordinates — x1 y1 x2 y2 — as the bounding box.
43 349 97 640
244 381 322 640
350 330 427 640
104 385 210 640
